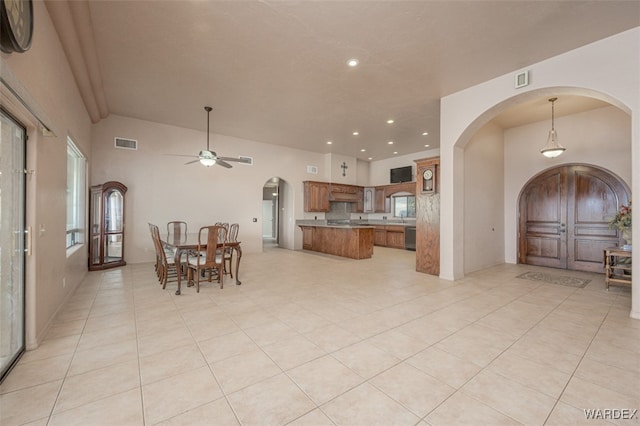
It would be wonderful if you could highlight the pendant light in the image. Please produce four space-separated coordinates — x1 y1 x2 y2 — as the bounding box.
540 97 565 158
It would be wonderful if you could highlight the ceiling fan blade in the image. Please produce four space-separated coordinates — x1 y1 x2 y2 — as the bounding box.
218 156 251 164
184 159 200 165
164 154 198 158
215 159 233 168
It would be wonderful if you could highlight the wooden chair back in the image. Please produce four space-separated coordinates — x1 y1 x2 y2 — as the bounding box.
228 223 239 243
198 225 226 268
167 221 187 244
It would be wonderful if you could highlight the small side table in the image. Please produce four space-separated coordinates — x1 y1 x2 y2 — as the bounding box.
604 247 632 290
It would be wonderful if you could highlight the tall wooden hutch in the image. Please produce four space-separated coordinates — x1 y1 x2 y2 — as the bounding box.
89 181 127 270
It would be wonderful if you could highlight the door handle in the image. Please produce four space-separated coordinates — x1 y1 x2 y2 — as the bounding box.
559 224 566 233
25 226 32 255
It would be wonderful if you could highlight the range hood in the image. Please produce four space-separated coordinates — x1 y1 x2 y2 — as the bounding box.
329 192 359 202
328 184 360 202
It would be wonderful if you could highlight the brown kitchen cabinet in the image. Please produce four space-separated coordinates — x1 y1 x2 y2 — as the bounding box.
374 226 387 246
374 187 388 213
385 225 406 249
373 225 406 248
301 226 314 250
354 187 364 213
303 181 330 212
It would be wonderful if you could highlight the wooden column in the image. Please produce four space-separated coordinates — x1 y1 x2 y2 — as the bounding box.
414 157 440 275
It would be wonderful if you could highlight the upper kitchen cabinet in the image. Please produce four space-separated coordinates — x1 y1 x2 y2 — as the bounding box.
303 181 330 212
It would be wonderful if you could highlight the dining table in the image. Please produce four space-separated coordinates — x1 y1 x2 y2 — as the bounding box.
162 233 242 295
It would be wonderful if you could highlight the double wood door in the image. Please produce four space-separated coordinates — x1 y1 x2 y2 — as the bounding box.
519 165 630 273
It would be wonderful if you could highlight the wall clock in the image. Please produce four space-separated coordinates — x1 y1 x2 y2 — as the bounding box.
421 165 436 193
0 0 34 53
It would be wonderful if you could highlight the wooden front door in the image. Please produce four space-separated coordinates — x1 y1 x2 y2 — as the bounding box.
519 165 630 273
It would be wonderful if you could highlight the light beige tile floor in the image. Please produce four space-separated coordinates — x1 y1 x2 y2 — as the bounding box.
1 246 637 425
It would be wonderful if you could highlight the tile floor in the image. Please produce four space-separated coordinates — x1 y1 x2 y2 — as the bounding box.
1 246 637 426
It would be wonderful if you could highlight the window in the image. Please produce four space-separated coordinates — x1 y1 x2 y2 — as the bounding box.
393 195 416 218
66 138 86 249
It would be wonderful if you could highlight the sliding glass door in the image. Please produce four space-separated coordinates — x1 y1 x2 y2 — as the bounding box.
0 109 26 382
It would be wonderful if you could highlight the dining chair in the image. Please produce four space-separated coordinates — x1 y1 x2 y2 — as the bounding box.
167 221 187 244
150 224 179 289
186 225 227 292
224 223 239 277
149 223 160 278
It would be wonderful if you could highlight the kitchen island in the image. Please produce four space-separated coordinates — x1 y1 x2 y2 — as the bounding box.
297 223 375 259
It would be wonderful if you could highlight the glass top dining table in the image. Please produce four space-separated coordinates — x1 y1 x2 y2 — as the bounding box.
162 233 242 295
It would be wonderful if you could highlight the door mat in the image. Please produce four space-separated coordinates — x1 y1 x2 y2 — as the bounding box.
516 271 591 288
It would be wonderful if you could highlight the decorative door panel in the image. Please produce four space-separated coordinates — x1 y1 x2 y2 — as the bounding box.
567 168 628 272
519 171 567 269
519 165 629 273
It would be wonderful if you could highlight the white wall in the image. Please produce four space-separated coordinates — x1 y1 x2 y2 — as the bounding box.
1 1 93 347
440 27 639 318
464 122 504 273
91 115 329 262
504 106 631 264
369 149 440 186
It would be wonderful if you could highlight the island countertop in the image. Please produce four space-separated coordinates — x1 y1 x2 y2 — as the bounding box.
297 223 374 259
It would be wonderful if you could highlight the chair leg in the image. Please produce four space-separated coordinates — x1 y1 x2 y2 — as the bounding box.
161 265 168 289
196 267 201 293
219 266 224 289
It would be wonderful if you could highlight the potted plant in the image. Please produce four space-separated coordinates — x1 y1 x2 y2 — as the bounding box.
609 201 632 248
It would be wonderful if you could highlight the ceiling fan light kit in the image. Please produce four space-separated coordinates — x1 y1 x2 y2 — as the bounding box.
540 97 566 158
176 106 250 168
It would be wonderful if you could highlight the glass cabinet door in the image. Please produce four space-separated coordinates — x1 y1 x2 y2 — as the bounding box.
89 181 127 270
90 189 102 267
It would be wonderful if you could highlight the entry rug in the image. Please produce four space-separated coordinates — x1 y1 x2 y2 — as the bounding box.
516 271 591 288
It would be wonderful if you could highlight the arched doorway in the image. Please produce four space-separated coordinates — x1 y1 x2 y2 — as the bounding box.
518 164 630 273
262 177 284 249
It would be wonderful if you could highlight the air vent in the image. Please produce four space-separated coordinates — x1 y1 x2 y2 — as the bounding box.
114 137 138 150
238 156 253 165
514 71 529 89
307 165 318 174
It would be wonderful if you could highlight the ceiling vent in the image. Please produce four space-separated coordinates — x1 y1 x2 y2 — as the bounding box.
114 137 138 150
238 156 253 165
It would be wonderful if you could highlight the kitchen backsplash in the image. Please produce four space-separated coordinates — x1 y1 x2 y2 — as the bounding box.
326 202 352 220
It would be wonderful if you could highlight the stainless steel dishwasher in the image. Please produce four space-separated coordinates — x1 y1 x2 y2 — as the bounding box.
405 227 416 251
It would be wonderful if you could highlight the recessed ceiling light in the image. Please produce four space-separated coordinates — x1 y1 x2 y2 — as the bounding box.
347 59 359 67
424 144 430 148
387 119 394 124
368 157 373 160
326 141 332 145
393 151 398 155
352 131 359 136
422 132 429 136
360 149 366 152
388 141 394 145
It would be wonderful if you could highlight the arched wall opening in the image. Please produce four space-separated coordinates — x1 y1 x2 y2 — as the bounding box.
261 177 295 250
438 27 639 319
459 93 631 275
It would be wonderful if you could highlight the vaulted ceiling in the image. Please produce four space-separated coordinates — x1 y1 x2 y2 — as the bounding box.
47 1 639 160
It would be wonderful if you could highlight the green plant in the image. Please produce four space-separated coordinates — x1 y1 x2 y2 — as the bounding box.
609 201 632 231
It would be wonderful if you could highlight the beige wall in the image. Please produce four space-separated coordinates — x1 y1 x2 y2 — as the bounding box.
1 1 93 347
464 122 505 273
504 105 631 263
91 114 332 262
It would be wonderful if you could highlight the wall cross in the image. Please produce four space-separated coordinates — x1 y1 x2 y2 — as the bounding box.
341 161 348 176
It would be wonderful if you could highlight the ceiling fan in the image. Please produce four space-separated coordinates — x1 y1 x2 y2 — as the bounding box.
177 106 251 168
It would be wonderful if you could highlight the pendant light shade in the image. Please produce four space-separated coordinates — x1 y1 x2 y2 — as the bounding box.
540 97 565 158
